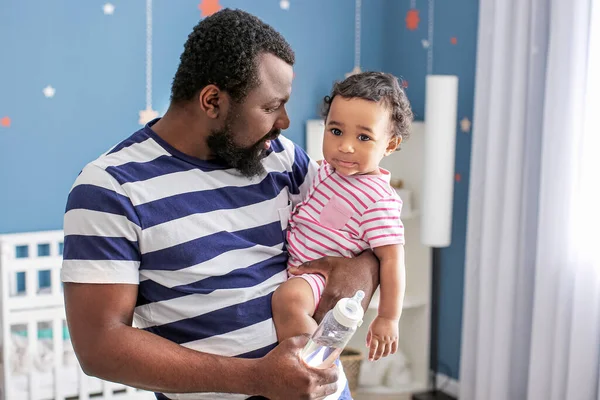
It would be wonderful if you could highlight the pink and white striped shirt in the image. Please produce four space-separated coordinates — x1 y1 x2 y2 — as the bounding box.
286 161 405 269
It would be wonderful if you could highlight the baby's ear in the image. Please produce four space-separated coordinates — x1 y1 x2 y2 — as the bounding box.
385 136 402 155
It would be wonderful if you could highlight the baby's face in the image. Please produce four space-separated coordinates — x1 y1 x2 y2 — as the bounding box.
322 96 399 176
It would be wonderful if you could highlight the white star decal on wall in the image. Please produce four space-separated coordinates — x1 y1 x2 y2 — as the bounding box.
43 85 56 98
103 3 115 15
280 0 290 10
345 66 362 78
139 108 158 125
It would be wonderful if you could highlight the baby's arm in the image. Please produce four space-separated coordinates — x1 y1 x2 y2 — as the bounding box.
366 244 406 361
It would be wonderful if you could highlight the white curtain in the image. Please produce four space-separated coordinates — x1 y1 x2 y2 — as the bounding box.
459 0 600 398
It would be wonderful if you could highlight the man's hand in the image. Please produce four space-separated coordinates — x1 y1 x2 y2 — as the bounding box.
257 335 338 400
288 250 380 323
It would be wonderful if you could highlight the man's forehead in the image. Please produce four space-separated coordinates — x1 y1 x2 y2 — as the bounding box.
255 53 293 98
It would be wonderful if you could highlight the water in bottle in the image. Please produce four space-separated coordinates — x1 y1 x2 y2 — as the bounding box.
301 290 365 369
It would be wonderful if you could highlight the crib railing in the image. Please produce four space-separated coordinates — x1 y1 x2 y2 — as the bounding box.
0 230 154 400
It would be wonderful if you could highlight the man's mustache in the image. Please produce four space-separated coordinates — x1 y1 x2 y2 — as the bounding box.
264 129 281 141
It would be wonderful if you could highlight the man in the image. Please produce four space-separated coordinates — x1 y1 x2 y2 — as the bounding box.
62 9 378 400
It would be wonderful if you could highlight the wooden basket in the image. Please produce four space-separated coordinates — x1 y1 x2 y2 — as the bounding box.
340 347 365 394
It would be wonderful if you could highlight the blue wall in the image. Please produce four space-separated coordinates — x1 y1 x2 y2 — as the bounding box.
385 0 479 380
0 0 386 233
0 0 479 381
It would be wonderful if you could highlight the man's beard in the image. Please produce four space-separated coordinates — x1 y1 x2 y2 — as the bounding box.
206 120 280 178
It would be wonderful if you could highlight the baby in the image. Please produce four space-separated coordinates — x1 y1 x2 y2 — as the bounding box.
272 71 413 362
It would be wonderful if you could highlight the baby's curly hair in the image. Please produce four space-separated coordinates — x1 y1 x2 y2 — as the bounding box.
321 72 414 142
171 9 295 104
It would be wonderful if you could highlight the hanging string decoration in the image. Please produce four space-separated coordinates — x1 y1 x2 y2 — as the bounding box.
139 0 158 125
345 0 362 77
427 0 434 75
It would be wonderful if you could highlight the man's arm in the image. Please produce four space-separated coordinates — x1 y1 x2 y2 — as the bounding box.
64 282 338 399
288 250 380 323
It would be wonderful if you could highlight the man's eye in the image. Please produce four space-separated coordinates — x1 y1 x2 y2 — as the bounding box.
331 128 342 136
358 134 371 141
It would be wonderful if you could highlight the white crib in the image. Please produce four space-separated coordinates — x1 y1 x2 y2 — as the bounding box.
0 230 154 400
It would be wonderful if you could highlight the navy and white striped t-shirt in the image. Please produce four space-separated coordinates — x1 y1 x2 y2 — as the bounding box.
61 119 350 399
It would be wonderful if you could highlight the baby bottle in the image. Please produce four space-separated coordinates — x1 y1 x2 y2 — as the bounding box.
301 290 365 369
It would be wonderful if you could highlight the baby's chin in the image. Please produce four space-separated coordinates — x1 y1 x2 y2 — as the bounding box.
326 158 372 176
336 166 381 177
331 165 367 177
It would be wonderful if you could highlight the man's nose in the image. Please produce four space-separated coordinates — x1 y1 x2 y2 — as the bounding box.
275 107 290 130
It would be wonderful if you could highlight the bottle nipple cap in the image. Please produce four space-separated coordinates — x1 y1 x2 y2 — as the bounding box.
333 290 365 328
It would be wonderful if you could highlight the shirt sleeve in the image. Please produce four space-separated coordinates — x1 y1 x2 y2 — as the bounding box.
279 136 319 208
360 196 405 249
60 163 142 284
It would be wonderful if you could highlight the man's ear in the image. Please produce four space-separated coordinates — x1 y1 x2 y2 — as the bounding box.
385 136 402 155
199 85 225 119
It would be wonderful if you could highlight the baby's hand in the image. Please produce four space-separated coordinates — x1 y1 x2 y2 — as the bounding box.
366 316 399 361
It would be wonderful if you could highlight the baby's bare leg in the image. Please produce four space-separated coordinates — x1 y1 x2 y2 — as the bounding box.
272 277 318 342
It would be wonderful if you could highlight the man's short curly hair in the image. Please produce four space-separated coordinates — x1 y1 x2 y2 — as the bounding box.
171 9 295 104
321 72 413 141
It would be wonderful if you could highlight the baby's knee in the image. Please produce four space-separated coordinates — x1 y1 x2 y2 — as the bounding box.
273 278 313 312
273 279 299 306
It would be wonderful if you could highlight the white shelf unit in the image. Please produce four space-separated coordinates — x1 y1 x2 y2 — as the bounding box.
306 120 432 395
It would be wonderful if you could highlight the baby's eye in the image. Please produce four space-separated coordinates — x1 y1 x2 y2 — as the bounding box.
331 128 342 136
358 134 371 141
